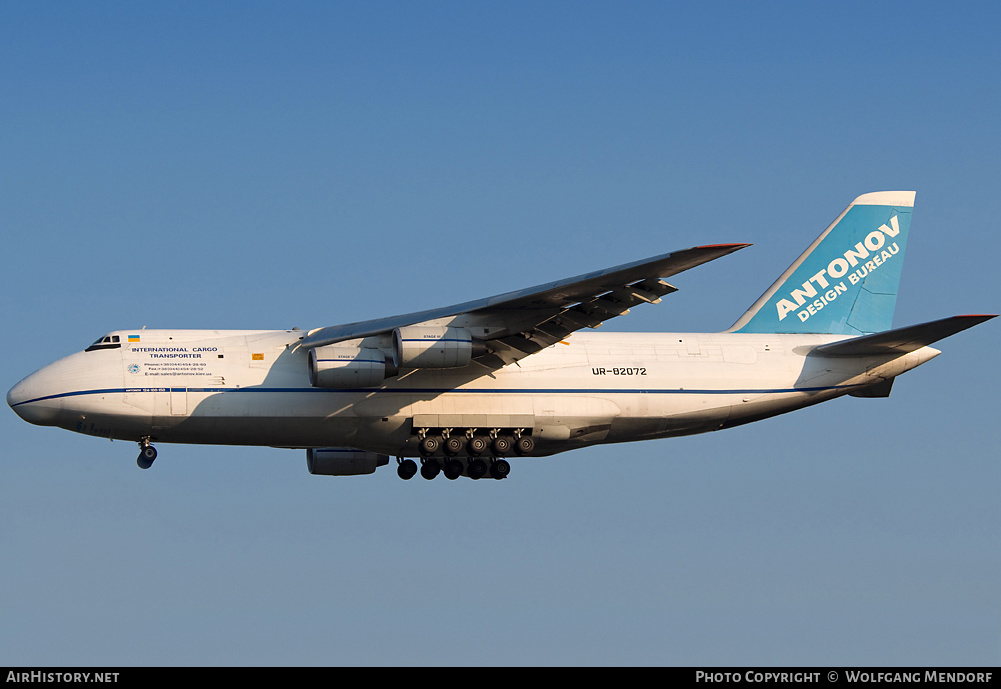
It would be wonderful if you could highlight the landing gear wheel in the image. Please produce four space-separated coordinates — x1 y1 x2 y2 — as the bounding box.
397 458 418 480
467 436 489 456
420 459 441 480
490 459 511 479
419 436 440 457
443 458 463 480
443 436 464 456
137 444 157 470
514 436 535 456
467 458 488 480
491 436 512 456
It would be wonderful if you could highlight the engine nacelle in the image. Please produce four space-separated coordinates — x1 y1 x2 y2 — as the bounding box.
309 346 387 388
392 326 473 369
306 448 389 476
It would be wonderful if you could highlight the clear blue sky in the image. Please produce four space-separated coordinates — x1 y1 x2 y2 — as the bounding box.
2 1 999 666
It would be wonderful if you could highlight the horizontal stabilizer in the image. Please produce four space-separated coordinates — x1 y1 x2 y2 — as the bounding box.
813 314 997 357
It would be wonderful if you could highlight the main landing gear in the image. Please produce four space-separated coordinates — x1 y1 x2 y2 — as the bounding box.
396 456 512 481
396 428 532 481
137 437 157 469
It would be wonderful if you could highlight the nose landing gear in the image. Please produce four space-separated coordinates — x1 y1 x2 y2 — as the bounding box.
137 437 157 469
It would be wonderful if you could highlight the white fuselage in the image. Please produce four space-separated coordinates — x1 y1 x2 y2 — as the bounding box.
7 328 940 457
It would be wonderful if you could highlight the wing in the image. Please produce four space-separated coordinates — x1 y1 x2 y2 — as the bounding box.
302 243 749 364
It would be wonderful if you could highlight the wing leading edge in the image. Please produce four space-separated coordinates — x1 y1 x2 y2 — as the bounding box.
303 243 749 362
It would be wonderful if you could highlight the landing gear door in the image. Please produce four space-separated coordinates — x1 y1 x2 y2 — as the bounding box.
169 388 187 415
121 344 189 418
122 344 154 418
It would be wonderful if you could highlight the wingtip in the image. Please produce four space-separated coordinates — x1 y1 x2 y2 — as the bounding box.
695 243 752 251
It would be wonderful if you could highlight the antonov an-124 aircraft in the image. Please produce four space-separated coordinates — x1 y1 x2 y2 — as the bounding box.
8 192 996 480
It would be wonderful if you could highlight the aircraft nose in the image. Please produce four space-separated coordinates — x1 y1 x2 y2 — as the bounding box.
7 371 61 426
6 381 21 409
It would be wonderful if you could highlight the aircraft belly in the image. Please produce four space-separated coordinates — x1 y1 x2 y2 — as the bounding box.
635 393 734 438
58 403 153 442
148 389 380 446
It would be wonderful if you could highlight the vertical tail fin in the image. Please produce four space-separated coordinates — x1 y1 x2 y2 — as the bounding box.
729 191 915 335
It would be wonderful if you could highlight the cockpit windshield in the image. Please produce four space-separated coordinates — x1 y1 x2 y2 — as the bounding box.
85 334 121 352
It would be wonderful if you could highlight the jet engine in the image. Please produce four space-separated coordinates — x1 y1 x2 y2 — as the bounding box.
306 448 389 476
308 346 387 388
392 326 480 368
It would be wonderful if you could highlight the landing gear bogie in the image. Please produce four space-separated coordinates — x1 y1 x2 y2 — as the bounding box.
401 427 531 481
395 455 513 481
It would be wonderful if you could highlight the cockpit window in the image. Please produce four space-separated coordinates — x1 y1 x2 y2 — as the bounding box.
85 334 122 352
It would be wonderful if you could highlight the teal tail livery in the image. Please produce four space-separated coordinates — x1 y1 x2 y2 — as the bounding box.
729 191 914 335
7 190 996 481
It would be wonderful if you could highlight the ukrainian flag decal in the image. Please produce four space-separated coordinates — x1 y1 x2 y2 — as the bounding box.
128 335 140 343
